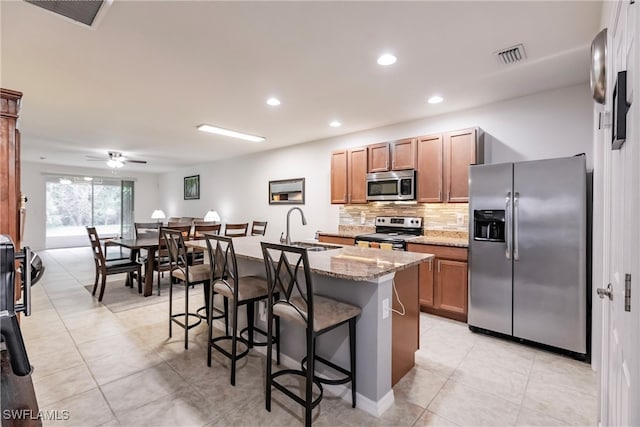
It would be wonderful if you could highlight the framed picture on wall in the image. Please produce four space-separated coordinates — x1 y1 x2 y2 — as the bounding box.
184 175 200 200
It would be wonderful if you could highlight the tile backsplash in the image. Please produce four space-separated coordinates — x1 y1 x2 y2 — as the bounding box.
339 203 469 236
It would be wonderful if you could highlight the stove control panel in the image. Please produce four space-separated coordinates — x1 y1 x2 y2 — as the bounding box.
375 216 422 228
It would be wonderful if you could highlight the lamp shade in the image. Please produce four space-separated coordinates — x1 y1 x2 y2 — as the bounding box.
204 210 221 222
151 209 166 220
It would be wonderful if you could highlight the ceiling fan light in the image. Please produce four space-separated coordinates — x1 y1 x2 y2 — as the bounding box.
107 159 124 168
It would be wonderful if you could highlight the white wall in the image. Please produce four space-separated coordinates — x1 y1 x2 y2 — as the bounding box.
21 161 161 250
160 83 593 240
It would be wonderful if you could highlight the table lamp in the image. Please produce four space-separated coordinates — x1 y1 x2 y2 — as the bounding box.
204 209 221 223
151 209 166 223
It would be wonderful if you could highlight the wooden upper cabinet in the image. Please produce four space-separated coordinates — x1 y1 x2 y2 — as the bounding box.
348 147 368 204
368 139 416 173
330 150 348 204
390 138 416 170
1 89 23 248
444 128 478 203
416 135 443 202
367 143 389 173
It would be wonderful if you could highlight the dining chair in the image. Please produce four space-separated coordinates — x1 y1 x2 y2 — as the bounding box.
163 228 211 349
86 227 143 302
190 223 221 265
250 221 268 236
134 222 161 238
224 223 249 237
261 242 361 426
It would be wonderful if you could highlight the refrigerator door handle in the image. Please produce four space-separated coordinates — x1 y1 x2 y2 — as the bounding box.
505 192 512 259
513 192 520 261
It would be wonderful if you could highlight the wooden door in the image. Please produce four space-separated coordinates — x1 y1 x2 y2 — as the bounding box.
416 135 443 202
598 2 639 425
1 89 22 248
407 243 434 307
391 138 416 170
348 147 367 204
367 142 389 172
330 150 348 204
444 128 477 202
435 259 468 315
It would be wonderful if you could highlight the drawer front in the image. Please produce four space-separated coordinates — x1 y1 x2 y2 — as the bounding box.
407 243 467 261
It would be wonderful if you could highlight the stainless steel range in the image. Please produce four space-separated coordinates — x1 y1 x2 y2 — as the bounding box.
355 216 423 250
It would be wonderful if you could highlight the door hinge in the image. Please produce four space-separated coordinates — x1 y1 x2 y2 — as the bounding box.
625 274 631 312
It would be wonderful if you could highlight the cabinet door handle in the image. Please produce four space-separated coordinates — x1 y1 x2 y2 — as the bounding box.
428 259 432 271
438 189 442 201
447 190 451 201
437 261 441 273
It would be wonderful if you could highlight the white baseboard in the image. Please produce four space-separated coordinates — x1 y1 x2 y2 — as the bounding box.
252 345 395 418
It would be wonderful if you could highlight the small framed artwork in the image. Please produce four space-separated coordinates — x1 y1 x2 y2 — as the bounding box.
269 177 305 204
612 70 629 150
184 175 200 200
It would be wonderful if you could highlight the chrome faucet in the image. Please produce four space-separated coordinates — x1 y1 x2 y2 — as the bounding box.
285 207 307 245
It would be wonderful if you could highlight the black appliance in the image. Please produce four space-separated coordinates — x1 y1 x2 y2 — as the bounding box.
0 234 43 376
355 216 423 250
473 210 505 242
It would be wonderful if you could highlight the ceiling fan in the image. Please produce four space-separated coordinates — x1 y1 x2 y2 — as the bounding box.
85 151 147 168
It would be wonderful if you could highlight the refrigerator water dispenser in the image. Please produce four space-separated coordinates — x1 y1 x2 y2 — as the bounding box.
473 210 505 241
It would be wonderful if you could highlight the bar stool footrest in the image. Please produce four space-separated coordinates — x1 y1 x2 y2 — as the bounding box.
239 325 274 347
210 335 250 362
170 312 202 330
271 369 323 409
301 355 352 386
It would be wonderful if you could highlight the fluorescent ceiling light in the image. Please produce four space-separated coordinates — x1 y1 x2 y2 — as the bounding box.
377 53 397 66
329 120 342 128
197 124 265 142
266 97 281 106
427 95 444 104
83 176 93 181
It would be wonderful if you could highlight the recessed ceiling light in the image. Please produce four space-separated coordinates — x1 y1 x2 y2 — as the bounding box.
377 53 397 66
84 177 93 181
266 97 281 106
329 120 342 128
427 95 444 104
197 124 265 142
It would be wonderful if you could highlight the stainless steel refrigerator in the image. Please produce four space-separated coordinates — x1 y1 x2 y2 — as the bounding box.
468 155 587 355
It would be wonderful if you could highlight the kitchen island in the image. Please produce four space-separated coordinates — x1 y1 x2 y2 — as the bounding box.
186 236 433 416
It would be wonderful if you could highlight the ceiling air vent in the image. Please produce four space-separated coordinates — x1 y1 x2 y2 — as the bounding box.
494 44 527 65
25 0 107 27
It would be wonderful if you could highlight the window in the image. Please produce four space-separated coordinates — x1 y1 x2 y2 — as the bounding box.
45 175 134 248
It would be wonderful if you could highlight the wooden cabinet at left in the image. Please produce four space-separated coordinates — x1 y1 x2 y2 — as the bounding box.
1 89 23 249
330 147 367 204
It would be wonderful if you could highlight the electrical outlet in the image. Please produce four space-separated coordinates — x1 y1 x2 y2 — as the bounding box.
258 301 267 322
382 298 389 319
360 211 366 225
456 213 464 226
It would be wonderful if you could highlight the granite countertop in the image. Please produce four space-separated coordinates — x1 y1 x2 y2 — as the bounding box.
186 236 433 281
317 231 362 238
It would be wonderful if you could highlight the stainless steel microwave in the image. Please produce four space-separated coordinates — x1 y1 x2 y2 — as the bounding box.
366 170 415 201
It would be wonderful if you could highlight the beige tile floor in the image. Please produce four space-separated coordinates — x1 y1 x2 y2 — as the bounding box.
19 247 598 426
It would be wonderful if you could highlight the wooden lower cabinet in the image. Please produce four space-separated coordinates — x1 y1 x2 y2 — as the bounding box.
407 243 468 322
317 235 355 246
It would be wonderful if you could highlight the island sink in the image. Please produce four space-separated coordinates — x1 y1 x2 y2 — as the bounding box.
290 241 342 251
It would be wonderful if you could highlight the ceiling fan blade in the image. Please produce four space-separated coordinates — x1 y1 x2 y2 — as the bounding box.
125 159 147 164
85 155 106 160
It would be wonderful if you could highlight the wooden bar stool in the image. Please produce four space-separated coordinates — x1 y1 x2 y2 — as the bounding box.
261 242 361 426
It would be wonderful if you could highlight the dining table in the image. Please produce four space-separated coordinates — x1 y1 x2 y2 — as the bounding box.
108 236 158 297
